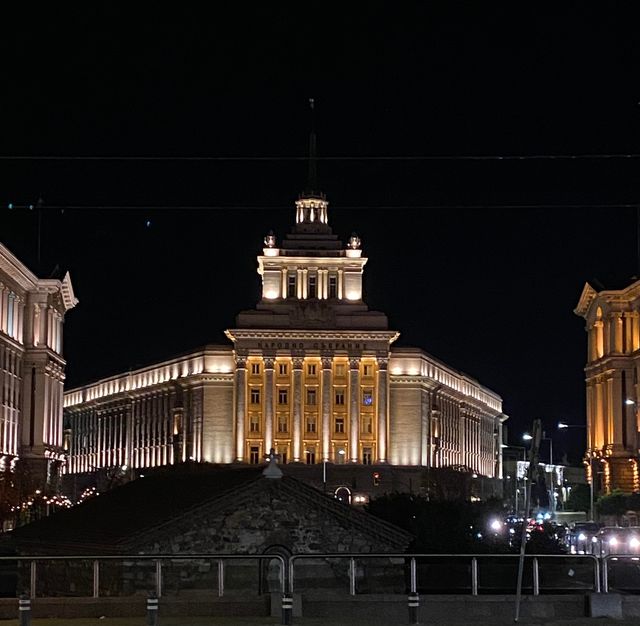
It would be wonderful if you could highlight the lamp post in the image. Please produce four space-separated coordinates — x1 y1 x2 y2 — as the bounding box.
557 422 594 521
523 432 553 466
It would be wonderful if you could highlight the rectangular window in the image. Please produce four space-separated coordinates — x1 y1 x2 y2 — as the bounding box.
251 363 260 375
308 275 317 298
329 275 337 298
362 416 373 434
335 389 345 405
335 364 346 377
278 414 288 433
278 447 288 464
250 414 260 432
363 364 373 376
306 448 316 464
362 389 373 406
279 363 288 376
335 417 345 433
306 415 316 433
249 446 260 464
278 388 288 405
307 363 317 376
287 274 296 298
250 388 260 404
363 447 373 465
306 388 316 406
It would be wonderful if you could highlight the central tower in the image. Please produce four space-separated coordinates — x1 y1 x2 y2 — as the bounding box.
226 115 398 466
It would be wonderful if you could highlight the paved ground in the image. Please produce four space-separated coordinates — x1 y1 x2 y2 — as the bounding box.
1 618 640 625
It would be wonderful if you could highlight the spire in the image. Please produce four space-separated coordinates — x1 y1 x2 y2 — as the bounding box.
296 99 328 226
306 98 318 196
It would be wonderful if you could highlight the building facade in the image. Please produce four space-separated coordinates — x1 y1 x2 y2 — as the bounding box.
575 281 640 493
63 189 506 481
0 243 77 484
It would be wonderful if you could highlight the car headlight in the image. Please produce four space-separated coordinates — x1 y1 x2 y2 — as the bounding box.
609 537 618 546
630 537 640 549
578 533 587 541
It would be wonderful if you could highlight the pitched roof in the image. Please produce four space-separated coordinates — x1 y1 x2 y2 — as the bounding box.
12 464 412 554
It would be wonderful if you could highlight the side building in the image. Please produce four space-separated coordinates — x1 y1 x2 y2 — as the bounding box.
575 280 640 493
63 186 506 492
0 242 77 484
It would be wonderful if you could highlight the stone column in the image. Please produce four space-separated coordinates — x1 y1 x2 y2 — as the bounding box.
377 357 388 463
321 356 332 461
264 357 275 453
613 312 623 354
234 356 247 462
281 268 287 299
292 357 303 461
349 357 360 462
611 371 624 452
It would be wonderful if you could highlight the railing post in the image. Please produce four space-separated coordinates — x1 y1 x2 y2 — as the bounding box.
146 591 158 626
18 593 31 626
93 559 100 598
155 560 162 598
281 592 293 625
408 557 419 625
349 557 356 596
217 559 224 597
471 557 478 596
594 556 601 593
532 557 539 596
29 561 36 599
602 556 609 593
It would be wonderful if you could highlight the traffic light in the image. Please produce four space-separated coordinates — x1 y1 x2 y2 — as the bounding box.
372 471 380 487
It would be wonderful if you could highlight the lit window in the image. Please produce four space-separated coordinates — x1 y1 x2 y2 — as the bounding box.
287 274 296 298
335 389 345 405
251 363 261 375
278 388 288 405
362 389 373 406
335 417 345 433
250 388 260 404
306 388 317 406
279 363 288 376
306 448 316 464
306 415 316 433
329 275 337 298
307 363 317 376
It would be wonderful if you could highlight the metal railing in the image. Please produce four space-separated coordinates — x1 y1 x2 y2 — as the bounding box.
288 552 601 595
602 553 640 593
0 553 286 598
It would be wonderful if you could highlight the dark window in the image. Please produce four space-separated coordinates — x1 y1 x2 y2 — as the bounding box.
278 389 288 405
308 275 317 298
250 446 260 464
306 389 316 406
329 275 337 298
250 388 260 404
287 275 296 298
335 417 345 433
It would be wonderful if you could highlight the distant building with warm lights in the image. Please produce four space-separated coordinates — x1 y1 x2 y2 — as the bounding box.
62 180 507 491
575 281 640 493
0 243 77 484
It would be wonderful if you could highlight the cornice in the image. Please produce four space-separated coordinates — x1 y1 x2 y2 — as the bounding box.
574 282 598 318
225 328 400 343
0 243 39 291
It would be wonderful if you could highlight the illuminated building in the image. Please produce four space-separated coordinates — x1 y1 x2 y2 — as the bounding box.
0 242 77 483
575 281 640 493
63 182 506 482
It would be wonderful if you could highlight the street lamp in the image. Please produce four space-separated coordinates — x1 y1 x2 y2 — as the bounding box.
557 422 594 521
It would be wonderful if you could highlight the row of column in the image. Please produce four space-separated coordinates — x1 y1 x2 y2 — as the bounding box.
234 355 388 463
590 311 640 360
0 286 24 342
280 269 343 300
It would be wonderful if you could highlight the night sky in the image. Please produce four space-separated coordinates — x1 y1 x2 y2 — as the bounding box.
2 5 640 463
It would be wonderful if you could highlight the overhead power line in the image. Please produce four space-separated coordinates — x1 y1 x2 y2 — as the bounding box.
5 203 640 211
2 153 640 162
